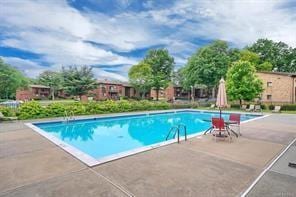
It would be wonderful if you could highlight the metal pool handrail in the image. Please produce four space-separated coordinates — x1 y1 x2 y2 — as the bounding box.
166 124 187 143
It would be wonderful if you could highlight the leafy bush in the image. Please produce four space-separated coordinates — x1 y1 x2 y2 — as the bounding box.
17 100 171 119
268 105 274 110
0 106 15 116
46 103 66 117
230 104 240 109
281 104 296 111
18 101 46 119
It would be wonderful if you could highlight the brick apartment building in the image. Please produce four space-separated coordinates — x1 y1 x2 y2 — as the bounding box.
16 72 296 104
16 85 51 101
150 85 209 101
257 71 296 104
90 80 138 100
16 80 138 101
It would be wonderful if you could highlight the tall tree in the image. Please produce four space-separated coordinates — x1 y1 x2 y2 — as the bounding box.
61 66 97 100
239 49 272 71
143 49 174 100
128 62 153 98
248 38 296 72
0 58 28 99
38 71 62 100
183 40 231 97
226 61 263 105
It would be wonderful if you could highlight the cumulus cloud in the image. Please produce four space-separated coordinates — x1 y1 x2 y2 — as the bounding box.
0 56 47 78
0 0 295 80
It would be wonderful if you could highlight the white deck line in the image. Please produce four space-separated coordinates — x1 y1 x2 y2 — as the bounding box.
241 137 296 197
25 109 270 167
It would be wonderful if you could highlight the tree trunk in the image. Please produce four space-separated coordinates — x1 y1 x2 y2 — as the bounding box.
51 88 55 100
239 99 242 106
212 87 216 98
156 89 159 101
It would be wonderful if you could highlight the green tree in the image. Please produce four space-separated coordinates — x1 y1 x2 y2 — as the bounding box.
226 61 263 105
239 49 272 71
183 40 231 97
128 62 153 98
256 61 273 72
239 50 260 65
143 49 174 100
61 66 97 100
248 38 296 72
0 58 28 99
38 71 62 100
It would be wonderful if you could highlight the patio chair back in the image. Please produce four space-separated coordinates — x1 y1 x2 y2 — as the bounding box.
241 105 247 110
229 113 240 125
255 105 261 110
212 117 225 130
249 104 255 110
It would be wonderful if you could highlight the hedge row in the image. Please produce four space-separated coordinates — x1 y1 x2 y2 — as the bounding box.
2 101 296 120
17 100 171 119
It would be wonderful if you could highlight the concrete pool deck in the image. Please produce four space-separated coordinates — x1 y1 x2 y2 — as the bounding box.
0 112 296 196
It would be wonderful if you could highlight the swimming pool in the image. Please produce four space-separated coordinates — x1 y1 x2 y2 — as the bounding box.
27 110 263 166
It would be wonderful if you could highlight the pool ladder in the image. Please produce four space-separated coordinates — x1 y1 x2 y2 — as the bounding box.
63 111 75 122
165 124 187 143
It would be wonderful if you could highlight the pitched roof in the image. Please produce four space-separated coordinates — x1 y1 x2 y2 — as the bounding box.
29 84 50 88
97 79 132 86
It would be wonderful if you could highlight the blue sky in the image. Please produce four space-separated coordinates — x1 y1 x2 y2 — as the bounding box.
1 0 296 81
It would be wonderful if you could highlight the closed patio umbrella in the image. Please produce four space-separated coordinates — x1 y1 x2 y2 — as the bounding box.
216 78 228 120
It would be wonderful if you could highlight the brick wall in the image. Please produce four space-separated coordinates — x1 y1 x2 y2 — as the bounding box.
16 90 33 101
257 73 295 103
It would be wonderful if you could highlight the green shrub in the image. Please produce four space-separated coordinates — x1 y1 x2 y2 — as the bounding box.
259 104 266 110
0 106 15 117
268 105 275 110
65 102 87 115
18 101 45 119
46 103 66 117
281 104 296 111
16 100 174 119
230 104 240 109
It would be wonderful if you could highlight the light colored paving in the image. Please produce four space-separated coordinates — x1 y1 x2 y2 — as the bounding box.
0 169 128 197
0 147 86 193
181 136 283 168
247 171 296 197
270 146 296 177
0 130 54 158
0 121 28 133
94 144 258 197
0 129 41 142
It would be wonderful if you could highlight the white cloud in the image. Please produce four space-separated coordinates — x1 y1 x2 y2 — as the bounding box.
0 56 46 78
147 0 296 47
0 0 296 81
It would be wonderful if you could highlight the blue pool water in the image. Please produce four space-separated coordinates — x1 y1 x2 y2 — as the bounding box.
34 111 259 159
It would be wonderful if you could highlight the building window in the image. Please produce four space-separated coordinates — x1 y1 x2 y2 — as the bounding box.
267 95 272 100
267 82 272 87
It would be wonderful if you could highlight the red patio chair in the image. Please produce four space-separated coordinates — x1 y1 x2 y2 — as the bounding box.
212 118 231 142
229 114 241 136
